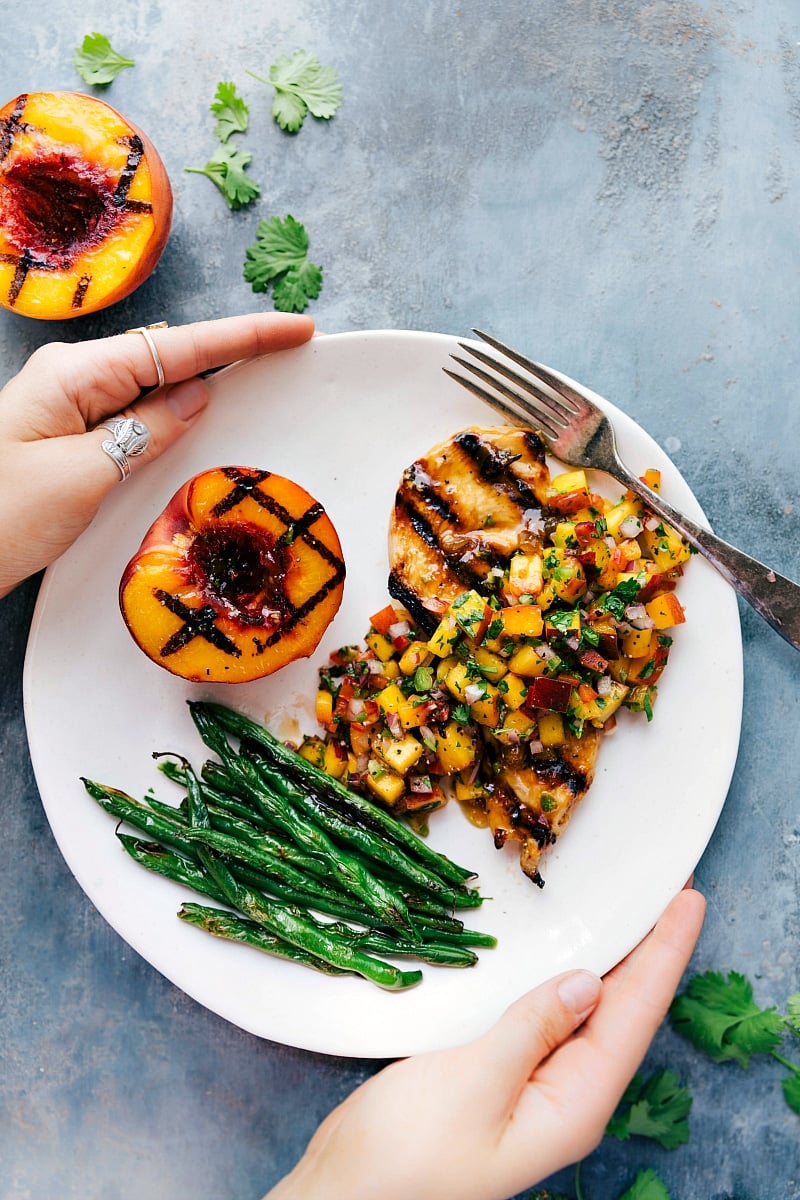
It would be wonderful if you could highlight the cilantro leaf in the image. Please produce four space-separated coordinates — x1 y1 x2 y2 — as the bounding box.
618 1168 672 1200
243 215 322 312
606 1070 691 1150
185 144 260 210
669 970 785 1067
597 574 643 620
248 50 343 132
73 32 135 86
548 607 580 633
271 88 309 135
272 262 323 312
210 81 250 142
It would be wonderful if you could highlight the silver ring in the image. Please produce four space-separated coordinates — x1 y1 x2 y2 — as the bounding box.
100 417 151 482
126 321 168 389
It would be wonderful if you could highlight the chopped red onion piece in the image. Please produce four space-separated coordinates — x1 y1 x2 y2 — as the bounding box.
619 515 643 538
419 724 436 750
385 711 403 739
463 757 481 785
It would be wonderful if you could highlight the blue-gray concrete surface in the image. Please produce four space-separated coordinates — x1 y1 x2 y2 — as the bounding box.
1 3 798 1198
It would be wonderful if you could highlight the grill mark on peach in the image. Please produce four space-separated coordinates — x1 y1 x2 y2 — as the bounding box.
252 568 346 654
113 134 144 206
3 247 56 306
71 272 91 309
0 93 27 161
154 590 242 659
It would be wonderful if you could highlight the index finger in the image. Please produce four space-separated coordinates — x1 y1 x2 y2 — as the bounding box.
118 311 316 388
4 312 315 429
84 312 316 424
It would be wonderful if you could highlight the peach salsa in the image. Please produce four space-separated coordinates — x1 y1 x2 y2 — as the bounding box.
299 437 691 886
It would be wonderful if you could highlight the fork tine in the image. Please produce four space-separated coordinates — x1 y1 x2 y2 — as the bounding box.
457 340 578 428
472 328 595 416
448 357 566 448
443 364 562 443
450 352 567 440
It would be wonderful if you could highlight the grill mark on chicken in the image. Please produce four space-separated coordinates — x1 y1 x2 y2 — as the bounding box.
454 429 547 509
386 569 439 636
392 492 490 592
530 753 589 797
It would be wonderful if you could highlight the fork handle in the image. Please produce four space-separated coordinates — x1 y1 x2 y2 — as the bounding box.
618 467 800 651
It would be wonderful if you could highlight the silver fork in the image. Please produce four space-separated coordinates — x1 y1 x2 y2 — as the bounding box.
445 328 800 652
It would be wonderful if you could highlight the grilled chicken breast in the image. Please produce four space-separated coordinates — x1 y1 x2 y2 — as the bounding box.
388 425 600 886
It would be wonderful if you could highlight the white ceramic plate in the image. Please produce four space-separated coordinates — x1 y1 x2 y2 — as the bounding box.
24 330 743 1058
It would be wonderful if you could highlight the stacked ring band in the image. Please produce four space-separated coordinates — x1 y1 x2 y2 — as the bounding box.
125 320 168 390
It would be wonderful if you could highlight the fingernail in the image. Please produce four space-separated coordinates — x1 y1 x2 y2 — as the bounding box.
557 971 602 1017
167 378 209 422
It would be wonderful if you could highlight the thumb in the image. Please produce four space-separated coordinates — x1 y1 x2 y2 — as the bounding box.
476 970 602 1111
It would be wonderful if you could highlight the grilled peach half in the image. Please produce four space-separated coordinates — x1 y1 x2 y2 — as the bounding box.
120 467 346 683
0 90 172 319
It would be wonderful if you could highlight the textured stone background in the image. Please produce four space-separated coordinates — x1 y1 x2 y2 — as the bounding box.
1 2 798 1198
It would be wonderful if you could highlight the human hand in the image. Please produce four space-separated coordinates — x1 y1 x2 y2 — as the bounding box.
0 311 314 598
265 887 705 1200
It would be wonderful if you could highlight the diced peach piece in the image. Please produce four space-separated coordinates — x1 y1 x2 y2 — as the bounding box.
398 640 433 675
500 604 544 639
645 592 686 629
427 613 460 657
537 711 565 746
365 631 395 662
373 732 425 775
432 721 479 775
448 590 493 642
365 762 406 806
498 672 529 710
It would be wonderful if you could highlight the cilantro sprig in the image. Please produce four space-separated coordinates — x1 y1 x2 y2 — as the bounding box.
670 970 800 1114
243 215 322 312
185 143 261 210
248 50 343 132
73 33 135 86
